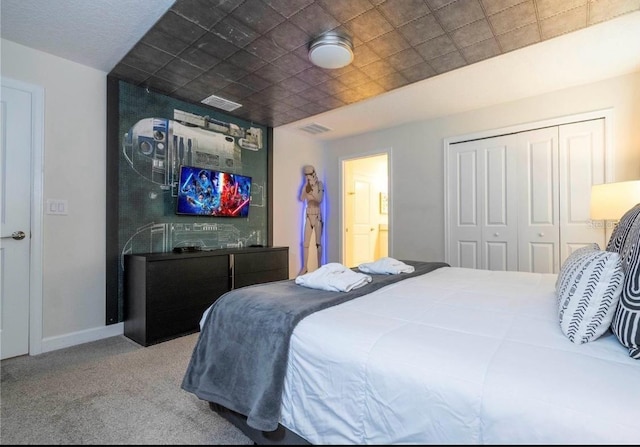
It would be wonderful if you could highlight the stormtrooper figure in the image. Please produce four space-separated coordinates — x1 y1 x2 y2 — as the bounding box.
299 165 324 275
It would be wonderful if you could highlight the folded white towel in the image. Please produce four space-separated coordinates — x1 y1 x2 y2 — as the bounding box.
357 257 415 275
295 263 372 292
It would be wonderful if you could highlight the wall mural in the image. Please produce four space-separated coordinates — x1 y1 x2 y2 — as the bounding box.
111 81 269 323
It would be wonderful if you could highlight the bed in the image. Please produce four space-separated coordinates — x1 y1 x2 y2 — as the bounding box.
182 204 640 445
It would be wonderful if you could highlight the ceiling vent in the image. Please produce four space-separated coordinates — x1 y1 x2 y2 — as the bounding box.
299 123 332 135
201 94 243 112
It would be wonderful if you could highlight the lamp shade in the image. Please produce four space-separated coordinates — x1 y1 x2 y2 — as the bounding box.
590 180 640 220
308 34 353 69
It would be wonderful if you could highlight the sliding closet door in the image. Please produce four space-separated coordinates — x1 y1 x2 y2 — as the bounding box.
516 127 560 273
558 119 606 262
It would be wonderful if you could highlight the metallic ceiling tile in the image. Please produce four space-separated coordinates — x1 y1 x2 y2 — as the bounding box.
450 18 494 48
488 1 537 35
351 44 382 68
156 58 205 84
415 34 458 60
120 43 174 73
376 71 411 90
398 14 445 46
211 16 260 47
435 0 486 31
141 28 191 56
226 50 267 72
539 5 588 39
387 47 426 71
288 2 340 36
317 0 375 23
378 0 431 27
264 0 315 18
362 59 398 80
231 0 286 34
461 37 501 63
278 76 312 94
279 94 311 108
346 8 395 42
171 0 228 29
368 30 412 58
496 22 540 52
480 0 530 16
401 61 437 83
430 50 467 73
536 0 587 20
108 0 640 128
589 0 640 24
178 46 221 71
194 33 241 59
154 11 207 42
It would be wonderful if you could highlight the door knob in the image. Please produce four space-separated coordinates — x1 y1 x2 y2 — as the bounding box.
1 230 26 240
493 232 499 237
538 232 544 237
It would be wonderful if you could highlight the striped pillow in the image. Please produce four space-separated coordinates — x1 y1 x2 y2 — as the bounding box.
610 204 640 359
606 203 640 253
556 244 623 344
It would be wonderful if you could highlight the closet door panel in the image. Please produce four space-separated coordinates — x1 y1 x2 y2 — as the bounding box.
528 243 556 273
559 119 606 261
482 141 518 271
458 241 479 269
517 127 560 273
448 145 482 268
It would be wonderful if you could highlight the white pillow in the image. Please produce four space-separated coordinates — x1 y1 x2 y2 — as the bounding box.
556 244 624 344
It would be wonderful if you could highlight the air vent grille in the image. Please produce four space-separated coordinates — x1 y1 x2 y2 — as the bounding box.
201 94 243 112
299 123 332 134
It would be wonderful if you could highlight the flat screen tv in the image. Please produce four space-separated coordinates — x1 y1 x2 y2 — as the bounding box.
176 165 252 217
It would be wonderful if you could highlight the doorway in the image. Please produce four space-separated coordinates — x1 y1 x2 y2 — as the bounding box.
341 152 390 268
1 78 44 359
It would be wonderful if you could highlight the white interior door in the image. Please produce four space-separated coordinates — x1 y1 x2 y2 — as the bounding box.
345 173 376 268
1 84 32 360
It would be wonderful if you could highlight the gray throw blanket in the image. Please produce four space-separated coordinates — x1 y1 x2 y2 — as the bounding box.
181 260 448 432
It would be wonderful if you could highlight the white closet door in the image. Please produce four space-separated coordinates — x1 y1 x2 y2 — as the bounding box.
481 137 519 270
448 142 481 268
516 127 560 273
448 135 518 270
558 119 606 261
447 118 606 273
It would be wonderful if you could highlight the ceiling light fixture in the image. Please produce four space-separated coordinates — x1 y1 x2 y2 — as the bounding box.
308 33 354 69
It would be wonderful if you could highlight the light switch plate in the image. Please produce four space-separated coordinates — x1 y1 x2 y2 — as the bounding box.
46 199 68 215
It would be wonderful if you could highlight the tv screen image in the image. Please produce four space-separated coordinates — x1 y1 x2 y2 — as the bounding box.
176 165 252 217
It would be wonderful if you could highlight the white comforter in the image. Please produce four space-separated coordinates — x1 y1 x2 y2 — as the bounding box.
279 267 640 444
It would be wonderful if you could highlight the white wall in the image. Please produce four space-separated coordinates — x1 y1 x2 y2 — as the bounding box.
1 39 116 351
319 71 640 265
272 128 325 277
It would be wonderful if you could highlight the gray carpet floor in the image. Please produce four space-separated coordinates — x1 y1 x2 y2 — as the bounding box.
0 333 252 445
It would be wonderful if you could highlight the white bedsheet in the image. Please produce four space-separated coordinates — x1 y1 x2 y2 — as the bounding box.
279 267 640 444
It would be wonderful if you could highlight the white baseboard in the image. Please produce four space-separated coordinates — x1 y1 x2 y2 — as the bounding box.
39 323 124 354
